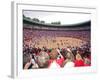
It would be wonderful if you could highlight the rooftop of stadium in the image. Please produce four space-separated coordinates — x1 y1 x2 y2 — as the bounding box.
23 17 91 31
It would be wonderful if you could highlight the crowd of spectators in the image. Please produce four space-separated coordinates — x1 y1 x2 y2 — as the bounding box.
23 29 90 48
23 29 90 42
23 28 91 69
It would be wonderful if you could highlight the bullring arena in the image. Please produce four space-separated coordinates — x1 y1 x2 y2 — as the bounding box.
23 17 91 69
23 18 90 49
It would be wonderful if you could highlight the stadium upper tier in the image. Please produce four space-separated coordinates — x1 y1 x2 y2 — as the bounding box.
23 17 91 31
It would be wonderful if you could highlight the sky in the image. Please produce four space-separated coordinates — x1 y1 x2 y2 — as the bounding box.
23 10 91 25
